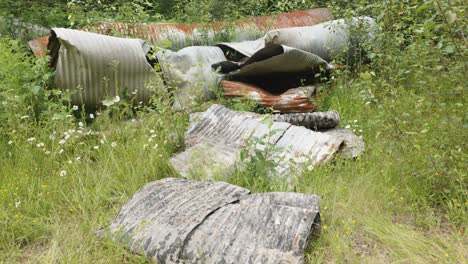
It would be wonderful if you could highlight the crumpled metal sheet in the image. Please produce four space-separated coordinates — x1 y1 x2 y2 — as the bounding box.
217 38 266 58
218 17 375 62
50 28 163 107
228 45 332 79
170 104 362 179
28 8 333 57
155 46 226 108
218 45 333 113
104 177 321 264
221 80 317 113
264 17 376 62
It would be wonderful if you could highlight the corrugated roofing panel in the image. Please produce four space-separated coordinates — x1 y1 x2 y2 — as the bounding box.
50 28 162 107
28 8 333 57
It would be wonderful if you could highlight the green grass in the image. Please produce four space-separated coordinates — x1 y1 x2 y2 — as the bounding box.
1 1 467 262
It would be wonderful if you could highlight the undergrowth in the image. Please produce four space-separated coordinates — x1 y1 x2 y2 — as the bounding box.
0 0 466 263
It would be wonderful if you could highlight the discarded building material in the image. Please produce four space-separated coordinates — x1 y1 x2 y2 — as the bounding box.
48 28 162 107
221 80 317 113
28 8 333 57
217 45 333 108
263 16 376 62
155 46 226 108
104 177 321 264
272 111 340 130
170 104 363 179
215 17 376 112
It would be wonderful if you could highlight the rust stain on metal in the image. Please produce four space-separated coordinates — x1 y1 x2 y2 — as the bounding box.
28 36 49 57
222 80 317 113
28 8 333 57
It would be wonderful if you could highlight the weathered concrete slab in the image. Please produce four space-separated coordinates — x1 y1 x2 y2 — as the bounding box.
105 178 320 264
170 104 363 179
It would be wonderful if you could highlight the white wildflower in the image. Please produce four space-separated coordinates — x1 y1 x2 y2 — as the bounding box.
59 139 66 145
307 165 314 171
15 201 21 208
93 145 99 150
89 113 95 119
150 130 155 134
72 105 79 111
75 156 81 161
345 125 351 129
100 139 105 144
44 150 51 155
60 170 67 177
153 144 159 149
27 137 36 142
58 149 64 154
102 95 121 107
78 122 84 127
8 140 13 145
68 160 73 164
111 142 117 148
354 120 358 123
20 115 29 119
143 144 148 149
36 142 45 148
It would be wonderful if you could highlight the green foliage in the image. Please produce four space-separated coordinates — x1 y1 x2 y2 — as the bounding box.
0 0 466 263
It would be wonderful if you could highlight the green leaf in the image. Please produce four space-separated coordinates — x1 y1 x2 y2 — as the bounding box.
360 72 372 80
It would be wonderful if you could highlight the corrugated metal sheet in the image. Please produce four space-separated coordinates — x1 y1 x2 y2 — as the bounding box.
28 8 333 57
222 80 317 113
50 28 162 107
218 45 333 113
264 16 376 62
104 177 321 264
170 104 362 180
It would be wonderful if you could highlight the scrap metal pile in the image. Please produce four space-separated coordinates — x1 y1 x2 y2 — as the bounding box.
29 8 374 263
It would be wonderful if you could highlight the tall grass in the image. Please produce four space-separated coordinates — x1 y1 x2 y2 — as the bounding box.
1 0 466 263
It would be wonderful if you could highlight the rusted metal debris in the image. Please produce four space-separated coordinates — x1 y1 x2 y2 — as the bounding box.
216 17 377 112
216 44 333 113
103 177 321 264
28 8 333 57
170 104 364 179
221 80 317 113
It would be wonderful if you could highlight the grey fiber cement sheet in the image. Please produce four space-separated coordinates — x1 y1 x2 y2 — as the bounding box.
170 104 362 179
105 178 321 264
106 178 250 263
